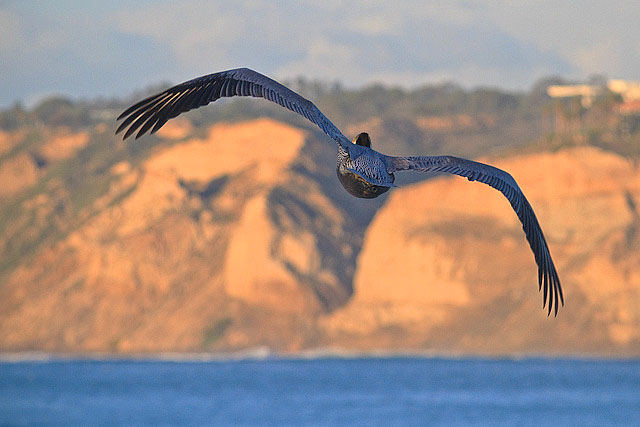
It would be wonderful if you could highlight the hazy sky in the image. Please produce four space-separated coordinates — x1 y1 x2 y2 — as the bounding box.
2 1 639 107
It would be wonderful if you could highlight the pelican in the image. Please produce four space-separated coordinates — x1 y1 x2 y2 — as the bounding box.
116 68 564 315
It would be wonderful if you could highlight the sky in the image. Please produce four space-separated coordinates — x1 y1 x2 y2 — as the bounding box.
1 1 639 108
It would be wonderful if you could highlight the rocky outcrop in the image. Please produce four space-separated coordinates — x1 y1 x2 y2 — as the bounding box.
0 119 372 353
1 119 638 357
323 147 640 356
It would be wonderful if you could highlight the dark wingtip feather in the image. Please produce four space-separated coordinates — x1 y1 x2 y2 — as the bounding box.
543 270 549 311
116 94 168 138
115 120 129 135
538 268 543 291
553 281 560 317
123 119 142 140
135 115 160 139
150 118 168 135
116 93 162 121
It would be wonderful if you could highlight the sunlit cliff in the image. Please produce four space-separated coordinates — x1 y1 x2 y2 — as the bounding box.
0 120 638 356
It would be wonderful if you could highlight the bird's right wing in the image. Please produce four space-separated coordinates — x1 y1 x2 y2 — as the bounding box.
386 154 563 316
116 68 353 150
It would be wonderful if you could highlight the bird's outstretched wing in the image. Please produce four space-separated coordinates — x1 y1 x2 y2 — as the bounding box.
116 68 353 149
386 155 563 316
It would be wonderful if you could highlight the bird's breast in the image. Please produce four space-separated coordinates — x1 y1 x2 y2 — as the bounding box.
336 164 392 199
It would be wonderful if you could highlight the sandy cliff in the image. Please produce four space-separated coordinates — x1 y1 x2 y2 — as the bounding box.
0 119 369 353
324 147 640 356
0 120 638 356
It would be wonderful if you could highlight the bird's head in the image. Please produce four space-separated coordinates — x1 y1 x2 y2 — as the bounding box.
352 132 371 148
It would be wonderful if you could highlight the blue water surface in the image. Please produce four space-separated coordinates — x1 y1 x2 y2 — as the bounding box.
1 357 639 426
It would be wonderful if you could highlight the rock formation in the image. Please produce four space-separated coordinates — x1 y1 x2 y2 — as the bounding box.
324 147 640 356
0 120 638 357
0 119 374 353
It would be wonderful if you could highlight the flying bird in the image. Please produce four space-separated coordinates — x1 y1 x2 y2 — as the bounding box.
116 68 564 315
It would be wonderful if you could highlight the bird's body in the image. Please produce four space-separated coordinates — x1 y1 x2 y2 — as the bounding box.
336 134 394 198
117 67 564 315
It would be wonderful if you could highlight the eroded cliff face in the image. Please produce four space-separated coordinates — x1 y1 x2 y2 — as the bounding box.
0 119 372 353
323 147 640 356
1 120 638 357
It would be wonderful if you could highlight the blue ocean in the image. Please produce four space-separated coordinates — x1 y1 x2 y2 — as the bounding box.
1 356 639 426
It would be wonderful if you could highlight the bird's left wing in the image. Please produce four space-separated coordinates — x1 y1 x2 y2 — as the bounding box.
386 155 563 316
116 68 353 150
